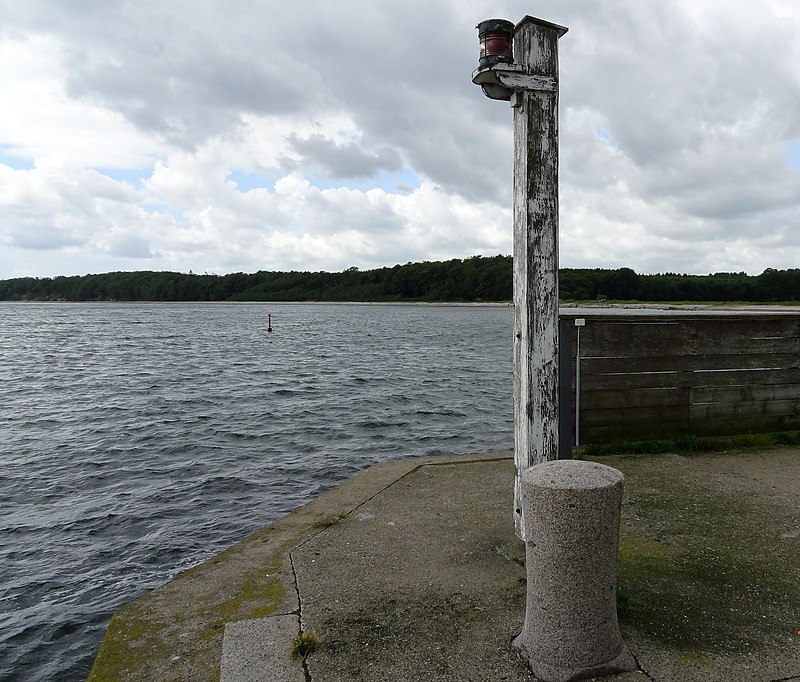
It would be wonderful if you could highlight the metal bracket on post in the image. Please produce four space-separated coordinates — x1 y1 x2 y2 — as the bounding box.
471 64 558 103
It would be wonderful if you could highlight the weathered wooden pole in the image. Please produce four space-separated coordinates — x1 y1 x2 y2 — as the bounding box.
473 16 567 539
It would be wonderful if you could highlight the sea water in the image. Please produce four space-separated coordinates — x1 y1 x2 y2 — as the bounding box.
0 302 513 681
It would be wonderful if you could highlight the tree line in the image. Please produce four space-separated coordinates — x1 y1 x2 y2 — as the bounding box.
1 256 798 303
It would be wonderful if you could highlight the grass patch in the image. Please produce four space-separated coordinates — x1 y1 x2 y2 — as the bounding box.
577 431 800 457
561 299 800 307
311 512 348 529
291 631 319 659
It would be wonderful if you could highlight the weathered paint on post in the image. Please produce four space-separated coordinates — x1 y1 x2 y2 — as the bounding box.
512 17 567 539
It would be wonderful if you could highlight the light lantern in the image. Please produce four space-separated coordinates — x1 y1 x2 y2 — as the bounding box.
473 19 516 101
477 19 514 67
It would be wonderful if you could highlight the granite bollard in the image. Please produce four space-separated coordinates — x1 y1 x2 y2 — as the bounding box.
513 460 637 681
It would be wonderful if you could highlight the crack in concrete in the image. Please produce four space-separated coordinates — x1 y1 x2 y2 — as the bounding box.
288 552 312 682
769 675 800 681
629 649 656 681
301 652 311 680
284 456 513 681
284 459 459 682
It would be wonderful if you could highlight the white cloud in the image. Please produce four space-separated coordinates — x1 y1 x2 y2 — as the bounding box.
1 0 800 279
0 33 160 168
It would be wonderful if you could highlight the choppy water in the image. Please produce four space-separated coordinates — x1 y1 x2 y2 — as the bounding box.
0 302 513 681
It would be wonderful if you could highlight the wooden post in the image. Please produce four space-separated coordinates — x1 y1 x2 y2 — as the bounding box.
472 15 567 539
511 17 567 539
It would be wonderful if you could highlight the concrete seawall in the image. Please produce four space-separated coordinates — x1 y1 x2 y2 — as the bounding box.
89 448 800 681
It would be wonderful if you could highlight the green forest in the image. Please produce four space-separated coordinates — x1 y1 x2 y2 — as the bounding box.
1 256 799 303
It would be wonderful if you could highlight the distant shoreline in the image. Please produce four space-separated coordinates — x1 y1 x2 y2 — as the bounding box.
3 299 798 312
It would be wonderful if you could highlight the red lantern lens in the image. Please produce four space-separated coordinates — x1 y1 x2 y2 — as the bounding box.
483 32 512 58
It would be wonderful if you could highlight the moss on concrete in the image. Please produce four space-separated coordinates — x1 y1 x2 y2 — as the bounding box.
202 556 285 634
318 593 487 679
88 541 291 681
609 452 799 659
88 600 171 681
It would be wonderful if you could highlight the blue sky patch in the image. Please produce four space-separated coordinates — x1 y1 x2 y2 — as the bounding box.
93 167 153 185
227 169 281 192
308 167 421 194
0 146 33 170
593 126 612 144
139 203 186 222
785 142 800 169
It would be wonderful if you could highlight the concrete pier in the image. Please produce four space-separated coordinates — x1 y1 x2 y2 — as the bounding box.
89 448 800 681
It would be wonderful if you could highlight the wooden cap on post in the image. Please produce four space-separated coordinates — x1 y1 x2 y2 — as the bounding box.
514 15 569 38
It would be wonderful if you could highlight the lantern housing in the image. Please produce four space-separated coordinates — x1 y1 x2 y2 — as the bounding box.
477 19 514 67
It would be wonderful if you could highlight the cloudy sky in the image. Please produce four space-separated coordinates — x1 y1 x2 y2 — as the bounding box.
1 0 799 279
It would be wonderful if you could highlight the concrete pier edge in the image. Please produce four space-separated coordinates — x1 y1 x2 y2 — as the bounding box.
89 447 800 681
88 451 515 681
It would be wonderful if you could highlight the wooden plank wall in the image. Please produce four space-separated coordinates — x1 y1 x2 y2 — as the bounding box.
560 314 800 443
